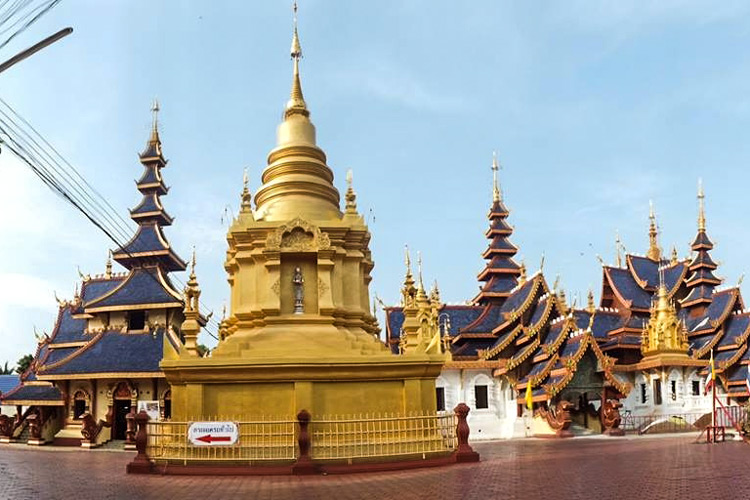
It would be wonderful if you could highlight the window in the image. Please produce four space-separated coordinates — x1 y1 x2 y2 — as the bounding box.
670 380 677 401
654 379 662 405
640 383 648 404
692 380 700 396
474 385 488 409
128 310 146 331
436 387 445 412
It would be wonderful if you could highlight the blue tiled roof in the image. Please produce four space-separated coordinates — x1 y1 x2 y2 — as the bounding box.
591 312 624 339
541 322 565 347
606 267 651 309
690 251 717 269
686 268 720 286
485 255 520 270
444 306 484 334
487 238 517 252
726 314 750 338
489 218 512 232
118 224 169 255
481 275 518 294
41 346 79 367
86 267 182 310
461 305 503 333
715 348 741 365
499 278 537 314
40 330 165 375
683 285 714 306
727 364 747 383
451 339 494 358
558 336 585 359
691 231 714 249
81 277 126 303
628 255 658 289
528 297 552 327
1 384 62 402
0 375 20 394
132 193 162 215
691 333 716 352
664 263 687 292
50 307 87 343
137 165 161 185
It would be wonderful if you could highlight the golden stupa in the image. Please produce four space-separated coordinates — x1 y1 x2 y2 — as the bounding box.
161 12 445 420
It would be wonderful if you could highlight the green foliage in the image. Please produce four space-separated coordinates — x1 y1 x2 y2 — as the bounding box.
0 361 13 375
15 354 33 375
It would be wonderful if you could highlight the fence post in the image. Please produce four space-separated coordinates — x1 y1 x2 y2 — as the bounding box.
453 403 479 463
126 410 152 474
292 409 317 475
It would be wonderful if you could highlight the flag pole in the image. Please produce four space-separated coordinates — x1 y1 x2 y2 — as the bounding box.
711 348 716 443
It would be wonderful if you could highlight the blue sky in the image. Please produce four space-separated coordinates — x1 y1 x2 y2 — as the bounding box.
1 1 750 364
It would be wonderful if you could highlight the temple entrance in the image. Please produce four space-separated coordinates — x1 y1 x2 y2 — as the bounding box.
113 399 131 440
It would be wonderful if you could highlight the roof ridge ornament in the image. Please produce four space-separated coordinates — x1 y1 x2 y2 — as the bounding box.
240 167 252 213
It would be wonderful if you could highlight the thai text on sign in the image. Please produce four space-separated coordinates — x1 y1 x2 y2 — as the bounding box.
187 421 239 446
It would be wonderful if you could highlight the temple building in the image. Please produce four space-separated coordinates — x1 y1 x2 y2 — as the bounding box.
386 162 748 438
0 104 189 447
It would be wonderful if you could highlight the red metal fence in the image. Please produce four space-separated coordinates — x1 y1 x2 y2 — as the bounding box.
620 406 747 435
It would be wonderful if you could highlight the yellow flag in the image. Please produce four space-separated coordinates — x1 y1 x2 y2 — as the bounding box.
710 349 715 381
525 379 533 410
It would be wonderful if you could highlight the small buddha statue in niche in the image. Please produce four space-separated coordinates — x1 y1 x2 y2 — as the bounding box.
292 266 304 314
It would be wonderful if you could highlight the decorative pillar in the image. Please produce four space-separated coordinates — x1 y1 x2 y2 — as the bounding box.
125 408 137 450
126 410 152 474
453 403 479 463
292 409 317 474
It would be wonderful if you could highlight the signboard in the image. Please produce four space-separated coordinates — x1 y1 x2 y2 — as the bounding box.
187 421 239 446
137 400 160 421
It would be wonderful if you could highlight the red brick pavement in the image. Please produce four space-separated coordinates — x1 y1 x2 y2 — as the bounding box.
0 435 748 499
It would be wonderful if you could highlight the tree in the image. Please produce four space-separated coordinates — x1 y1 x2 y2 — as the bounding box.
15 354 33 375
0 362 12 375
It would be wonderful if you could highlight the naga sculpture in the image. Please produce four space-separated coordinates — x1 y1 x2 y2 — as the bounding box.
80 406 113 444
0 414 13 438
536 400 574 437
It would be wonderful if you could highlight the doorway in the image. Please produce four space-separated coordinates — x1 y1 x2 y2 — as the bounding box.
113 399 131 440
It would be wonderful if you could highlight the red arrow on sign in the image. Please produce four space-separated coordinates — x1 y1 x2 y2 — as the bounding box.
195 434 232 444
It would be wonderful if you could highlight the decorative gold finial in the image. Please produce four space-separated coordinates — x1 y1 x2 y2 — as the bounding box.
345 169 357 214
641 277 689 358
404 245 411 272
417 251 425 291
285 0 308 118
491 151 501 203
189 246 197 282
615 230 622 267
698 178 706 232
401 245 416 307
240 167 252 212
105 250 112 279
646 200 661 261
670 246 678 265
539 252 545 271
519 260 527 285
587 288 595 313
150 98 160 143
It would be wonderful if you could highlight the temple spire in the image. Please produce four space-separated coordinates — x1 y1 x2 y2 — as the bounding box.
698 178 706 232
491 151 501 203
285 0 308 118
646 200 661 261
240 167 252 213
105 250 112 279
344 169 358 214
149 98 160 144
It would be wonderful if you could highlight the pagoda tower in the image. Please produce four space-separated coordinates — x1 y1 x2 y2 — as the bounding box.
681 180 721 310
161 7 444 419
472 153 521 306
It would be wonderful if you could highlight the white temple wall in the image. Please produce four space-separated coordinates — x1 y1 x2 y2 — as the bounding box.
621 368 715 417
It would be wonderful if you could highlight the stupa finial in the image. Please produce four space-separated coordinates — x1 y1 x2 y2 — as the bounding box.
698 178 706 232
285 0 308 118
646 200 661 261
491 151 501 203
150 98 160 143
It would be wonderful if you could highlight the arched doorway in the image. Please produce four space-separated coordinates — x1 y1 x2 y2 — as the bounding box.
72 390 89 420
112 382 132 440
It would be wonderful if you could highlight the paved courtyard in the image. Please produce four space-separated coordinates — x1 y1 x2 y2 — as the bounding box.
0 434 747 499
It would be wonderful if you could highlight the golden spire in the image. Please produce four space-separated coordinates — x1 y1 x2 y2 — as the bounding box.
641 275 689 358
187 246 198 288
345 169 358 214
518 260 527 285
105 250 112 279
615 230 622 267
697 178 706 232
285 0 308 118
401 245 416 307
491 151 501 203
150 98 160 144
417 251 425 292
587 288 596 313
240 167 252 213
646 200 661 261
670 245 678 265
